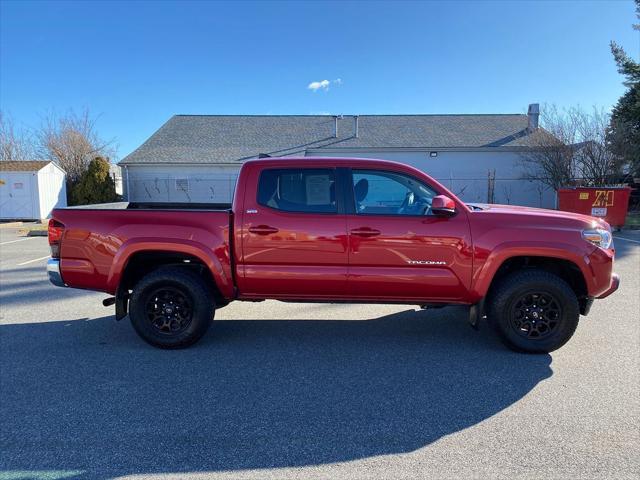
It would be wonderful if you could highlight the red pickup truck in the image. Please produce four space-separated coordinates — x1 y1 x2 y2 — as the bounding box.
47 157 619 352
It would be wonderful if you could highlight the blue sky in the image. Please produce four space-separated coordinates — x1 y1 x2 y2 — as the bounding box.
1 0 637 159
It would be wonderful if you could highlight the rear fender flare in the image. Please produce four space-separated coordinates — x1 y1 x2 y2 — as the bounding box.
106 239 234 298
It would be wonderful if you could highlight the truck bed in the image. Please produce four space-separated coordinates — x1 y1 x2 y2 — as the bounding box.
52 206 233 296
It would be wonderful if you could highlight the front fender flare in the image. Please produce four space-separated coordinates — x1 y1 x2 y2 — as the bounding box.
470 241 593 300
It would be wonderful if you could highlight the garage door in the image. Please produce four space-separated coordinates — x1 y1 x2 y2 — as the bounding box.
0 174 36 219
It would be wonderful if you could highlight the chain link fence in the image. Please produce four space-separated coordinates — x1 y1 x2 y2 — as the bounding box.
128 173 239 203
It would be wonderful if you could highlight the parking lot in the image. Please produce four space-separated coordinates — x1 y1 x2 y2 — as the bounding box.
0 226 638 480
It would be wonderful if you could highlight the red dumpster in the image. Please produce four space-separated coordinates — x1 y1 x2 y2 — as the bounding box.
557 186 632 228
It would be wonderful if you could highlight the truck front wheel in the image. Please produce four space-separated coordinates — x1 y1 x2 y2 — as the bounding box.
488 270 580 353
129 267 214 349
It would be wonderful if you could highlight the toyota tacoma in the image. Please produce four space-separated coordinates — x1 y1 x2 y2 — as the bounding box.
47 157 619 352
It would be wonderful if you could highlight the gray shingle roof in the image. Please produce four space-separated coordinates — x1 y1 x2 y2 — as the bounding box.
120 114 544 165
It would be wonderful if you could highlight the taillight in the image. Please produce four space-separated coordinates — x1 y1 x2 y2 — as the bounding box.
48 219 64 258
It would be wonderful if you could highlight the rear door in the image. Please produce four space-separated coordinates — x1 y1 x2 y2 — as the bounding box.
346 168 473 301
238 166 349 298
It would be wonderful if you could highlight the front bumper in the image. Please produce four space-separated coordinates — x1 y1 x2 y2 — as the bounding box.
47 258 66 287
596 272 620 299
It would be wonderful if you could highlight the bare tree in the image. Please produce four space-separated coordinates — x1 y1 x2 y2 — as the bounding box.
520 105 580 191
574 108 619 186
0 112 35 162
36 109 115 182
520 105 620 190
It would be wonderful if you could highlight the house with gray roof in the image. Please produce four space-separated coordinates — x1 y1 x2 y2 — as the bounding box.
119 104 554 207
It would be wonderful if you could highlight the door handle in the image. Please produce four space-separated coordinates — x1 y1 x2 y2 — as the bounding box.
248 225 279 235
350 227 381 237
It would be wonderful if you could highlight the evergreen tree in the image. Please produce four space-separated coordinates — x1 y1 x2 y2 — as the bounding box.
70 156 118 205
608 0 640 177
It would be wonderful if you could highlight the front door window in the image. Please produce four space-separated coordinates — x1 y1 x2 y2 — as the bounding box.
352 170 437 216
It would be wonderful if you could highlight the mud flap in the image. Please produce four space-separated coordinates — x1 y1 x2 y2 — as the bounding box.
115 286 130 321
469 298 485 330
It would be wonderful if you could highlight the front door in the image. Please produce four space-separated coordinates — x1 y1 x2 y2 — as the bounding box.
346 168 473 302
239 167 349 298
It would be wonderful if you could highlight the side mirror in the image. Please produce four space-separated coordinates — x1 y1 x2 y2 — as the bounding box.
431 195 456 216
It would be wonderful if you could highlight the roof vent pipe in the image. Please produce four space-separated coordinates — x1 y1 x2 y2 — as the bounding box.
333 115 339 138
527 103 540 131
354 115 359 138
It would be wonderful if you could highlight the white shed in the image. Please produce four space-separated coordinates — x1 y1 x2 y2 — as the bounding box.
0 161 67 221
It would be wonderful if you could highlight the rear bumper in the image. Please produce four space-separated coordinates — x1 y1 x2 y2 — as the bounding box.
47 259 66 287
596 273 620 299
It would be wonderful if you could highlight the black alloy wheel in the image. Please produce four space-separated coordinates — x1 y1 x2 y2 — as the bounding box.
488 269 580 353
509 291 562 340
129 267 214 349
145 286 194 335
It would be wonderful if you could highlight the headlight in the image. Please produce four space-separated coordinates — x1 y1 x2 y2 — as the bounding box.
582 228 613 249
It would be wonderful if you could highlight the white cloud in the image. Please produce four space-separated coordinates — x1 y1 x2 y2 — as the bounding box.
308 80 330 92
307 78 342 92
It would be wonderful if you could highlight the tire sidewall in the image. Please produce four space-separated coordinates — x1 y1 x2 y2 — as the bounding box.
129 269 214 349
490 272 579 353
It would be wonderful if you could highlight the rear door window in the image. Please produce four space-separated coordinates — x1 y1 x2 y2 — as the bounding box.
257 168 337 213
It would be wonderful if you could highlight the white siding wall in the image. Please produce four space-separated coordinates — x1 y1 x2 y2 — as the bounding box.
306 149 555 208
124 165 241 203
36 163 67 219
110 164 123 196
123 150 555 209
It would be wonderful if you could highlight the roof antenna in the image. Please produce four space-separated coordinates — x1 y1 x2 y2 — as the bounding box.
258 153 271 158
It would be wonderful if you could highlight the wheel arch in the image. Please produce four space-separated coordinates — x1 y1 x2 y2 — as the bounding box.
471 242 593 313
108 241 234 319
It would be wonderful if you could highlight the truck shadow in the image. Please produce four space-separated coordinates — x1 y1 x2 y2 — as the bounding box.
0 308 552 478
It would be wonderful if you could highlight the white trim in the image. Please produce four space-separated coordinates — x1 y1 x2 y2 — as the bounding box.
119 162 243 167
306 146 535 154
48 162 67 174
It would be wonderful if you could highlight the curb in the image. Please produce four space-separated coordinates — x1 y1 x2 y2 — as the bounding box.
0 222 24 228
26 230 48 237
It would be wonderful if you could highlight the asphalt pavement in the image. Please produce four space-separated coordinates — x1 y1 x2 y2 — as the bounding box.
0 226 638 480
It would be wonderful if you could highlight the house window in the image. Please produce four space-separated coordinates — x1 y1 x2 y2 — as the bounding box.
175 178 189 192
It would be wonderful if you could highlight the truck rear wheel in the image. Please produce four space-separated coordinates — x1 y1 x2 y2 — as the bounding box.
487 269 579 353
129 267 214 349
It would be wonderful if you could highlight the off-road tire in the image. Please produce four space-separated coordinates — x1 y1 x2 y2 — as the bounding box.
488 269 579 353
129 266 214 349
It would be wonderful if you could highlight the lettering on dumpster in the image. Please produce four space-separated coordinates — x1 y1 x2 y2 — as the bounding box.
592 190 614 207
579 192 589 200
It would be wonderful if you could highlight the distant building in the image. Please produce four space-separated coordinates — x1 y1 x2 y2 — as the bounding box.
119 104 555 207
109 163 123 196
0 161 67 220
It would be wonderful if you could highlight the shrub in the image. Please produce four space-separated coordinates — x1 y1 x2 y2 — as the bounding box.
69 156 118 205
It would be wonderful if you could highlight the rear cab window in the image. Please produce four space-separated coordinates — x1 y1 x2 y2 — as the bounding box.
257 168 337 213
